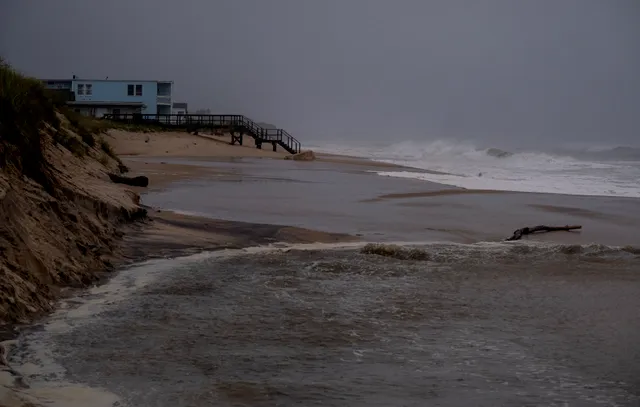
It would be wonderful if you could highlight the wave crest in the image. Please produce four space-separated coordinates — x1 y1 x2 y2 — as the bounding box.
312 139 640 197
484 147 513 158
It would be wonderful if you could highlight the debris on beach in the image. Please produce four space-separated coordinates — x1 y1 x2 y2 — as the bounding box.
108 173 149 187
506 225 582 241
285 150 316 161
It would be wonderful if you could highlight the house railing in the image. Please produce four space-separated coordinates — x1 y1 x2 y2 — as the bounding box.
102 113 301 154
156 95 171 104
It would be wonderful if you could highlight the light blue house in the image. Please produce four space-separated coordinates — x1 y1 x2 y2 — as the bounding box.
42 77 173 117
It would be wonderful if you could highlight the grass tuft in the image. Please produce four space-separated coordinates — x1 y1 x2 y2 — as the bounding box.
78 127 96 147
99 136 116 157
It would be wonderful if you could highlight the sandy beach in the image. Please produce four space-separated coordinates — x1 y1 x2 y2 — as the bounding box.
3 129 640 407
106 129 640 246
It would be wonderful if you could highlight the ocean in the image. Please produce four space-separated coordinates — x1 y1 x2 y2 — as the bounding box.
10 243 640 406
310 140 640 198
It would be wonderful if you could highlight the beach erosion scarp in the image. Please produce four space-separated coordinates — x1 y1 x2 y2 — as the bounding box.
0 67 148 327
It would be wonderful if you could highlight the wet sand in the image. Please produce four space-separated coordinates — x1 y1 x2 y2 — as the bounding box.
130 156 640 246
121 209 357 264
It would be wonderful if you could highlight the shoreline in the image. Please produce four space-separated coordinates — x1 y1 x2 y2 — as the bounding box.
0 128 360 407
1 130 366 338
119 206 359 266
119 143 640 246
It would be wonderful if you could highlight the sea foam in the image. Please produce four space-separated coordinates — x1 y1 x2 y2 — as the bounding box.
311 140 640 197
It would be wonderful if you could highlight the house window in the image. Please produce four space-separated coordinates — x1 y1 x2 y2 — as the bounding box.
77 83 92 95
127 84 143 96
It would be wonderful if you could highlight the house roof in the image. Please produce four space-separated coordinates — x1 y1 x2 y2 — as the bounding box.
67 101 146 107
42 78 173 84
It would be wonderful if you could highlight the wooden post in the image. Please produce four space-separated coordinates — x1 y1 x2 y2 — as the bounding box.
230 131 243 146
271 141 277 152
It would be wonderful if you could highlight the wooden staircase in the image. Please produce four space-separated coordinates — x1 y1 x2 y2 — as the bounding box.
101 114 301 154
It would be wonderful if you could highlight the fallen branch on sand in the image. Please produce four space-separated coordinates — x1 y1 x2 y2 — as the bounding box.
506 225 582 241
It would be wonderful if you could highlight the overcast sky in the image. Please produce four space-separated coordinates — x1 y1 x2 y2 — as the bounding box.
1 0 639 148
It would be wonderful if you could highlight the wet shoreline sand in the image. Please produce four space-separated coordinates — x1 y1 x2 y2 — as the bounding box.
125 153 640 247
120 208 358 265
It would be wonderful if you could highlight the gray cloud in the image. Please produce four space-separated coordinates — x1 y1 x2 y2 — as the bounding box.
2 0 639 148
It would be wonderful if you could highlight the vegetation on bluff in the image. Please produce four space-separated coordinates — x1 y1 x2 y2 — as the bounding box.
0 59 124 185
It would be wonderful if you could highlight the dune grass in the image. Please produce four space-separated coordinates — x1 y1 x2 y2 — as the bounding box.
0 58 128 186
0 58 60 190
61 108 165 134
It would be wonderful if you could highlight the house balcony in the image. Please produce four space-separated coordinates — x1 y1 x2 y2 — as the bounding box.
157 95 172 105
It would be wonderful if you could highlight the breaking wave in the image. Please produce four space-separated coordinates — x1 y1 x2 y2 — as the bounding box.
484 148 513 158
312 140 640 197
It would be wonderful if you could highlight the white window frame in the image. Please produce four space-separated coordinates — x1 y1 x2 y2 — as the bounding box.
77 84 85 95
85 83 93 95
127 84 143 96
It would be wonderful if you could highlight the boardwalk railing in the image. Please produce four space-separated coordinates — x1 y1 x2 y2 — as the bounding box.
102 113 301 154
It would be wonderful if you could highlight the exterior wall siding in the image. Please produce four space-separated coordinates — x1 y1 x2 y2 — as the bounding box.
73 106 141 118
71 80 159 114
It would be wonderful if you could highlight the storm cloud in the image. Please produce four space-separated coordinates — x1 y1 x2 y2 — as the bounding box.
2 0 639 148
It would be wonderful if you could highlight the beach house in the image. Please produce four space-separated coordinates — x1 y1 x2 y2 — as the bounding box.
42 77 173 117
171 102 188 115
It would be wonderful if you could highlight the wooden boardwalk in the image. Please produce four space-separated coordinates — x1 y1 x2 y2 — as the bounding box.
102 114 301 154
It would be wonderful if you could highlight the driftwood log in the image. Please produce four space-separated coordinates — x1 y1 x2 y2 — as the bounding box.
108 173 149 187
506 225 582 241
